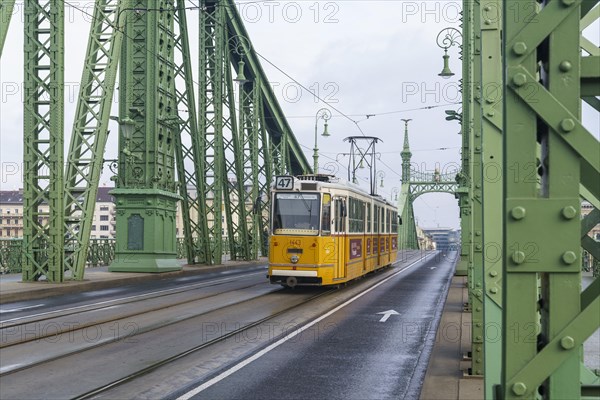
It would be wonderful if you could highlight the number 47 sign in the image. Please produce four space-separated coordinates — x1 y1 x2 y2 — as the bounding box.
275 176 294 190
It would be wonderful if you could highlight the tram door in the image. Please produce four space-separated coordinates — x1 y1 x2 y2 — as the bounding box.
333 197 347 280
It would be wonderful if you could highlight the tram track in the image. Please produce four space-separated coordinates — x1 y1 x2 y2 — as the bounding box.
72 287 338 400
0 270 267 348
0 252 429 400
0 281 277 375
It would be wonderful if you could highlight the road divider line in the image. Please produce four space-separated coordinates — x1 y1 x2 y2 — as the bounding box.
177 253 433 400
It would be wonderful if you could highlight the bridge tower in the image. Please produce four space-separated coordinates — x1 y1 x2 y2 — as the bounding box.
397 119 458 250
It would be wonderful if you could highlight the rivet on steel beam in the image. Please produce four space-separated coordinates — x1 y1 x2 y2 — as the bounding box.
490 270 498 277
487 110 495 117
512 382 527 396
476 244 482 251
560 118 575 132
490 287 498 294
476 307 482 312
512 42 527 55
484 19 492 25
560 336 575 349
512 73 527 86
512 251 526 265
562 251 577 265
562 206 577 219
475 231 482 236
511 206 526 220
561 0 575 6
559 61 572 72
484 5 491 11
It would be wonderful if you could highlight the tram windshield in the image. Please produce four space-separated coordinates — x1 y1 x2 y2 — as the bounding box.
272 193 320 234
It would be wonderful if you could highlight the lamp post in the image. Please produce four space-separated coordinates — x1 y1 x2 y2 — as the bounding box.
436 27 462 78
376 170 386 189
313 108 331 173
390 187 400 201
391 187 399 201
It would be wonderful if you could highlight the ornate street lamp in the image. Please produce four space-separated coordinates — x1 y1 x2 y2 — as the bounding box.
313 108 331 173
436 27 462 78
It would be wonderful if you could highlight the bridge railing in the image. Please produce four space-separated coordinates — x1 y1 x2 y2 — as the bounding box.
0 237 236 274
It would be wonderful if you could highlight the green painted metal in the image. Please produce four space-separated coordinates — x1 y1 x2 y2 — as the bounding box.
238 77 271 259
64 0 123 280
109 0 182 272
172 0 212 265
0 0 15 56
455 0 474 281
199 0 229 264
479 0 503 394
501 1 599 399
398 120 418 249
470 0 485 378
223 0 310 175
22 0 65 282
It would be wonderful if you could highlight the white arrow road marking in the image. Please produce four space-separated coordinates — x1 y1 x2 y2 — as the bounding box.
377 309 400 322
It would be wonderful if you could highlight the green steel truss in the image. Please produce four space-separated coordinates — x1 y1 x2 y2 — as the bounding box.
501 1 600 400
398 120 458 249
479 0 503 393
198 0 235 264
22 0 65 282
64 0 123 280
223 0 310 175
173 0 211 265
238 78 272 259
0 0 15 56
108 0 182 272
9 0 309 277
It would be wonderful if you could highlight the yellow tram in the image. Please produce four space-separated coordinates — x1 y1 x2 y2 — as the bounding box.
268 175 399 287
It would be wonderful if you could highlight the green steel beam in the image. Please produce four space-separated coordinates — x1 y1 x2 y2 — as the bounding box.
480 0 503 394
0 0 15 56
398 120 418 250
470 0 484 377
456 0 475 279
64 0 123 280
22 0 65 282
109 0 182 272
501 1 599 399
172 0 212 265
223 0 311 175
199 0 230 264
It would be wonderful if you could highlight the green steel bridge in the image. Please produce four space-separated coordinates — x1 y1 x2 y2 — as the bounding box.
0 0 598 398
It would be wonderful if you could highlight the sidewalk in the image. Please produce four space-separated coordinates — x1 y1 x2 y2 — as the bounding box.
420 275 483 400
0 258 267 304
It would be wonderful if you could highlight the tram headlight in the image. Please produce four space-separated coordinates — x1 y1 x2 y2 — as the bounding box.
290 255 299 264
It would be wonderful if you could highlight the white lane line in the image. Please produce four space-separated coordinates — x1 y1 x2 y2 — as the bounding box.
176 254 431 400
0 304 45 314
0 271 265 325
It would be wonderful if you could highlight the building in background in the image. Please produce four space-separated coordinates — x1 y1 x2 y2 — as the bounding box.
421 228 460 252
0 187 116 239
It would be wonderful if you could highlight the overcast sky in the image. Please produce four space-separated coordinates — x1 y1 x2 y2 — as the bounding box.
1 1 598 229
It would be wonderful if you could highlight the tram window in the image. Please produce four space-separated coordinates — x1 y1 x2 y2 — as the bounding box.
272 193 320 234
392 211 398 232
366 203 371 233
349 198 365 233
374 206 379 233
334 198 346 232
322 194 331 235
